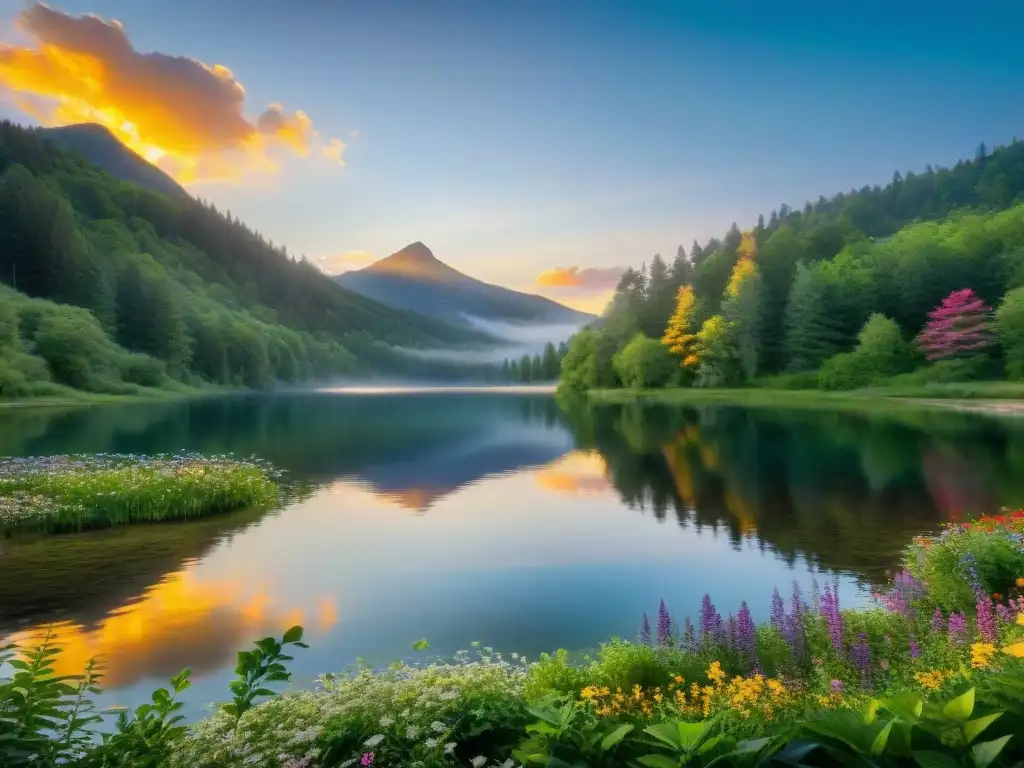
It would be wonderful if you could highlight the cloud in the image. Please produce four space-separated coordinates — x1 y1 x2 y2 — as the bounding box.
535 265 625 292
0 2 345 184
317 250 376 274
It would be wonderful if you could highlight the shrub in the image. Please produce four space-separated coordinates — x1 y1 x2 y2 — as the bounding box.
119 352 167 387
612 334 676 389
818 351 872 390
995 285 1024 379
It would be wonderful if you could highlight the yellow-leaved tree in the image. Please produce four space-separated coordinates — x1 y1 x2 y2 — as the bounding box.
661 285 699 367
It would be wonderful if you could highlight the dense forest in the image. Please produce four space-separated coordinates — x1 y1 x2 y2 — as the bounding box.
500 340 569 383
561 139 1024 391
0 121 501 398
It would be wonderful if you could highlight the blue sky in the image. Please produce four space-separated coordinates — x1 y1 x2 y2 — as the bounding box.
1 0 1023 311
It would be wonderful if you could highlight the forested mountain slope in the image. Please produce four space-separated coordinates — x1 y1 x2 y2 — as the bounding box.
0 121 490 397
40 123 189 199
562 138 1024 390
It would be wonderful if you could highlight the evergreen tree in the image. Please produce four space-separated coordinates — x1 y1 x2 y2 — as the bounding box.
721 232 764 382
783 263 842 371
541 341 559 379
519 353 533 383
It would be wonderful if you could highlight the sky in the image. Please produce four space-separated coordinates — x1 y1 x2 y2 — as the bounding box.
1 1 1024 314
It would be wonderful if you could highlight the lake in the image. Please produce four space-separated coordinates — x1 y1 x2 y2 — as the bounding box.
2 388 1024 718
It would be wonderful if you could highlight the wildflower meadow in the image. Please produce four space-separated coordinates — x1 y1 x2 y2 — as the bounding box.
0 453 280 535
3 508 1024 766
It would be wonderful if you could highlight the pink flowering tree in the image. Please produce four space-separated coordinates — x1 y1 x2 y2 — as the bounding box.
915 288 992 360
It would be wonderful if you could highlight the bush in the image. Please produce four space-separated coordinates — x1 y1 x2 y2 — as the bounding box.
818 351 872 390
119 352 167 387
755 371 820 390
995 285 1024 379
613 334 676 389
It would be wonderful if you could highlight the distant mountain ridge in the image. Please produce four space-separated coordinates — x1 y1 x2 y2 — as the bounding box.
39 123 189 199
335 242 595 328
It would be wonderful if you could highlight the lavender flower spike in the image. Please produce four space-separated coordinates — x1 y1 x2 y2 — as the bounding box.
737 600 759 667
699 594 718 640
656 599 672 647
770 588 785 630
639 613 652 645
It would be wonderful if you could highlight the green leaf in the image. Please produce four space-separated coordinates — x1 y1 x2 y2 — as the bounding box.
644 722 683 749
411 638 430 651
677 720 711 751
962 713 1002 746
735 737 773 753
942 689 975 724
601 724 634 752
913 751 962 768
637 756 680 768
871 722 893 756
971 735 1013 768
282 625 304 644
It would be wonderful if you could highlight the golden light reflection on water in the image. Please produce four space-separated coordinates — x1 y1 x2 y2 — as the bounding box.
6 568 338 689
533 450 611 496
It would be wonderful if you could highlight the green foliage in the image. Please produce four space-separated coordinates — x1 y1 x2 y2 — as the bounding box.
513 696 634 767
613 334 676 389
223 626 309 719
994 286 1024 379
0 454 280 535
819 314 916 390
783 262 843 371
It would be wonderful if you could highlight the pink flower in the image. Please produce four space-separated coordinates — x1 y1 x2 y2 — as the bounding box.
361 753 375 767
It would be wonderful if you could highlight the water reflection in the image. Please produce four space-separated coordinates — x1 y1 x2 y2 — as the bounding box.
3 392 1024 710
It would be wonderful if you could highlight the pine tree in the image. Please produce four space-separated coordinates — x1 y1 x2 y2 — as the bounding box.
541 341 559 379
915 288 992 360
782 262 843 371
519 353 533 382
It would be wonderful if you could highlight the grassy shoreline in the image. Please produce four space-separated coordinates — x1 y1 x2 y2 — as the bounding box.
587 381 1024 415
0 454 280 535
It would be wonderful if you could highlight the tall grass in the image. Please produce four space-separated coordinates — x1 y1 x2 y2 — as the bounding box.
0 453 280 535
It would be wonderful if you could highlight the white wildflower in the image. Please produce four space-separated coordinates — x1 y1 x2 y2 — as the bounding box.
430 720 446 733
444 742 457 754
379 715 395 727
425 737 439 749
472 757 488 768
405 725 421 739
363 734 384 748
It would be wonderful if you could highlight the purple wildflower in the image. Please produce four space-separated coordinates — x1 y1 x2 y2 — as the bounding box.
852 632 871 681
948 611 967 645
639 613 652 645
699 594 718 640
770 588 785 630
361 754 375 767
656 599 672 647
931 607 944 633
820 585 843 654
830 679 843 693
909 633 920 659
785 581 806 660
811 578 821 613
997 603 1014 623
960 553 983 593
737 601 759 667
683 616 696 649
976 593 996 642
726 613 738 650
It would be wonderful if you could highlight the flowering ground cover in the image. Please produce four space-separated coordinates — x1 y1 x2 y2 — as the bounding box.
3 508 1024 767
0 453 280 535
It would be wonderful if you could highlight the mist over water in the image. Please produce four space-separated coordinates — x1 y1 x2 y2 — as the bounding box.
397 314 588 365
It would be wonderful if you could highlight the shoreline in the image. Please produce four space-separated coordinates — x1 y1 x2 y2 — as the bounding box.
585 384 1024 415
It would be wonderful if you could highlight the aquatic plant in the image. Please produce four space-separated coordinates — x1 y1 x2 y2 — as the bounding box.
0 453 280 534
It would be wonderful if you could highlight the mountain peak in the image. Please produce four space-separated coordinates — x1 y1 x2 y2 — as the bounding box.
362 242 465 282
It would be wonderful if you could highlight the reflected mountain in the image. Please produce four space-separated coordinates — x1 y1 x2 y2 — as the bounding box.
558 400 1024 583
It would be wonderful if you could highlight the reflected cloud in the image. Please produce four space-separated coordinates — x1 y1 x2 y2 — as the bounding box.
534 450 611 496
6 568 338 689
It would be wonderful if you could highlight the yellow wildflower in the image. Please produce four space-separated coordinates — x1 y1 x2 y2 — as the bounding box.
707 661 726 685
673 675 685 684
914 670 950 691
1017 613 1024 626
1016 577 1024 588
1003 642 1024 658
971 642 997 669
580 686 599 700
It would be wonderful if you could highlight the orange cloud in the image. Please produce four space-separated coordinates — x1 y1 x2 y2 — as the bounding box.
536 266 625 292
0 3 345 184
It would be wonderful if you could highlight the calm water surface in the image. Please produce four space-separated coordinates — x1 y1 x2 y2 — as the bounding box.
2 389 1024 717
